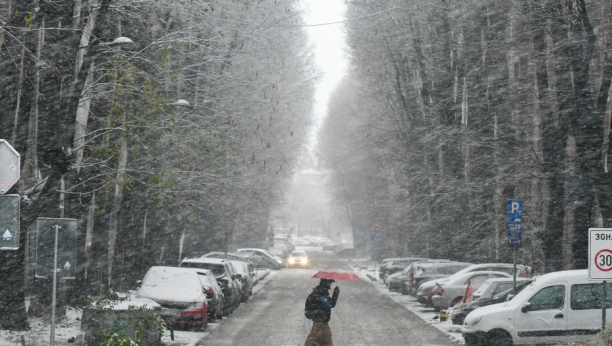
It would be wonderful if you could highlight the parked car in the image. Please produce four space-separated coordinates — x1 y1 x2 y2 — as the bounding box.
273 237 295 256
431 271 512 310
417 263 532 305
322 239 335 251
303 236 324 246
383 258 431 282
379 257 429 279
334 243 356 258
180 258 242 316
462 270 607 346
190 269 224 322
229 260 254 302
237 248 286 270
471 277 531 301
388 261 466 293
136 266 208 331
451 278 533 325
287 251 310 268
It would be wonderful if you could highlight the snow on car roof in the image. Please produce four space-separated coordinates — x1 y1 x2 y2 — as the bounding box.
182 257 227 264
138 266 204 302
530 269 587 285
446 270 512 284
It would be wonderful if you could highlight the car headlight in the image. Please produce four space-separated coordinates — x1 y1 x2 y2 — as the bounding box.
301 258 307 264
288 258 295 264
277 259 282 264
466 315 482 326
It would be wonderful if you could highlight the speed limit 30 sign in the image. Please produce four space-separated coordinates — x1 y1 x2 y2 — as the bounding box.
588 228 612 280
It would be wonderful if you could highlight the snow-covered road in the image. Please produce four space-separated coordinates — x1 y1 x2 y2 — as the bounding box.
197 250 452 346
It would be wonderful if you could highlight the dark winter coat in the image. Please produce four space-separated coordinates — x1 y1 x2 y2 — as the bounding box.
304 285 339 323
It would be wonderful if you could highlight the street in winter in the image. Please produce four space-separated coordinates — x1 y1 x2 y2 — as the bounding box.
2 0 612 345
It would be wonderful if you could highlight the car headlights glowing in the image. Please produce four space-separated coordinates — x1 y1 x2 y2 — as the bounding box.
288 258 295 264
276 259 282 264
301 258 307 264
467 315 482 326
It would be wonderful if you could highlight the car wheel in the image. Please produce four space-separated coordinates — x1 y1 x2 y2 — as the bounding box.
486 329 513 346
223 299 232 316
193 316 207 332
451 314 463 325
208 309 216 322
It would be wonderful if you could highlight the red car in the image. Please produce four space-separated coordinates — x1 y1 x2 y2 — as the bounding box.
137 266 208 331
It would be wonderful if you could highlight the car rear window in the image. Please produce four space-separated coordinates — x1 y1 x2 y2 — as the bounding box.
181 262 226 277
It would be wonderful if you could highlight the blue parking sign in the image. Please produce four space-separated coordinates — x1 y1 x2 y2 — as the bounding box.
508 200 522 245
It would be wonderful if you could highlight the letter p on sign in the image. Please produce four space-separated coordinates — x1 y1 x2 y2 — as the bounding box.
511 201 520 213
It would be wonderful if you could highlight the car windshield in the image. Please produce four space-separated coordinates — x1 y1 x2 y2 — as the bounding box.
181 262 226 277
291 252 306 257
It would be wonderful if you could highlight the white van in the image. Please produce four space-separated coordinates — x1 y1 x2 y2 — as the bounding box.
462 270 609 345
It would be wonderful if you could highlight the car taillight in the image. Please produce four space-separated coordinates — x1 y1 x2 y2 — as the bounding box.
242 277 248 283
436 286 444 296
203 286 214 294
181 301 206 317
410 275 414 284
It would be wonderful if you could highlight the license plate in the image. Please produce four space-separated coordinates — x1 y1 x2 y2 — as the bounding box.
160 309 181 316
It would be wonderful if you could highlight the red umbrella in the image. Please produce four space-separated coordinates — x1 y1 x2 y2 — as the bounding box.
312 269 362 282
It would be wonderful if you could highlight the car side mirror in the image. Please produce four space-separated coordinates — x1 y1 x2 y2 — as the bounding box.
136 280 142 286
506 294 514 301
521 302 531 313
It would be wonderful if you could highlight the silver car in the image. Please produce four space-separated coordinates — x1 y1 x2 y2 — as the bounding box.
471 277 531 300
431 271 511 310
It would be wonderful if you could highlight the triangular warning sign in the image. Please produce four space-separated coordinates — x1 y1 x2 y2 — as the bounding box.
64 261 71 270
3 229 12 240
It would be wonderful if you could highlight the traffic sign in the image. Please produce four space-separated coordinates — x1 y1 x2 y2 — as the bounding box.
35 218 77 279
0 194 20 250
373 225 381 234
372 234 382 243
588 228 612 280
507 200 522 245
0 140 20 194
365 236 370 242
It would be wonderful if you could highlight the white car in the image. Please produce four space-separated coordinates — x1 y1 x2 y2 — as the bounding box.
462 269 608 346
237 248 285 269
472 277 531 300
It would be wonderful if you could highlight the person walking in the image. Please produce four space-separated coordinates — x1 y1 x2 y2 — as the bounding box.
304 279 340 346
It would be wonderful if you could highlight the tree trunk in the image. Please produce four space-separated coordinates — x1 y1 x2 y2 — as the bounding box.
107 132 127 290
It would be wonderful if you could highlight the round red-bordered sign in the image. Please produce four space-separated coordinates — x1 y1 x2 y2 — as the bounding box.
595 249 612 272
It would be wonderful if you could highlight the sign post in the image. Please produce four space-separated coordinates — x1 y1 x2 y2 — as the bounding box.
365 237 371 266
372 226 381 276
588 228 612 330
35 218 77 346
508 200 522 295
